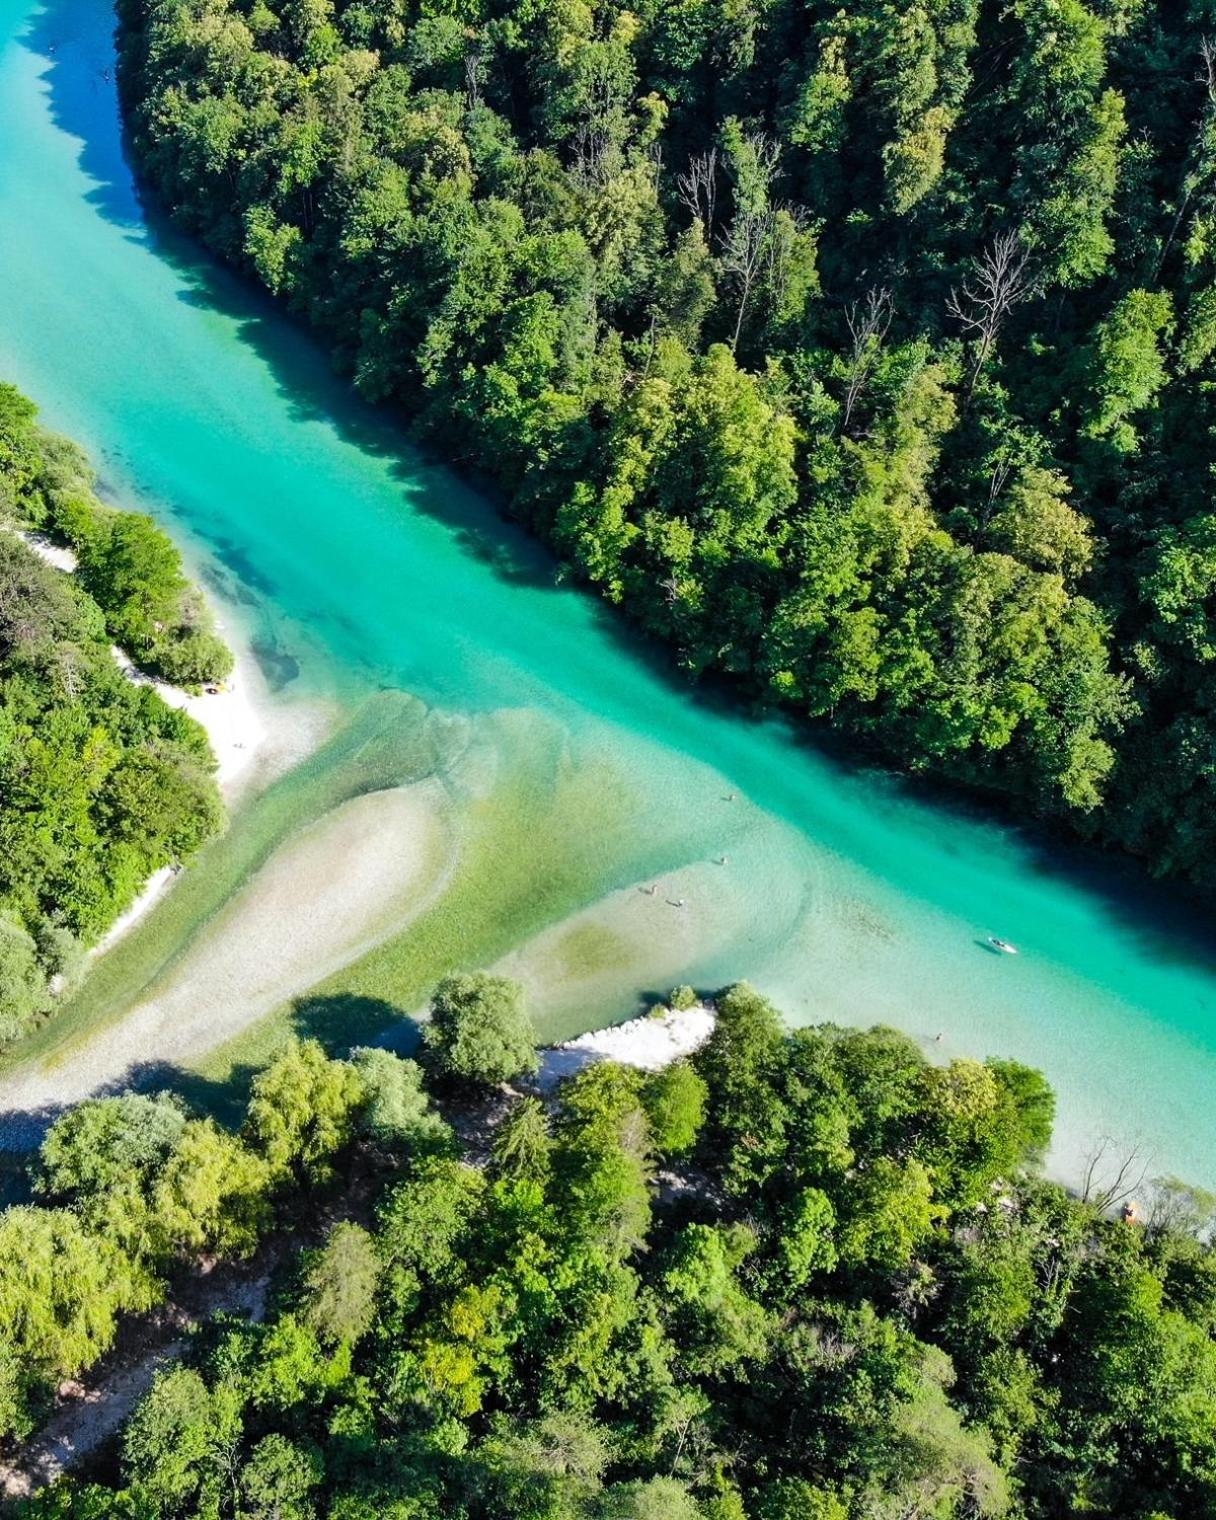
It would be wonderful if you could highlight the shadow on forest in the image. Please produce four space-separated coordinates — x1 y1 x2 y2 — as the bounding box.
16 0 1216 982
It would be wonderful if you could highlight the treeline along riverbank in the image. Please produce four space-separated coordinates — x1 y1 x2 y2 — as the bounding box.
0 382 230 1045
117 0 1216 885
2 978 1216 1519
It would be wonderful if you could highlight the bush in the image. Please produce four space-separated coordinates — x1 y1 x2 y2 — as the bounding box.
151 625 234 687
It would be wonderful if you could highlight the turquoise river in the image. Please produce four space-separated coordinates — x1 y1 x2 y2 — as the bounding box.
1 0 1215 1182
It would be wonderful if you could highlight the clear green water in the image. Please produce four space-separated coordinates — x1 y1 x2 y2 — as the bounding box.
2 0 1216 1180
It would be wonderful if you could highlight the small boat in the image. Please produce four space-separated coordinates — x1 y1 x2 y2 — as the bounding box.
988 936 1019 955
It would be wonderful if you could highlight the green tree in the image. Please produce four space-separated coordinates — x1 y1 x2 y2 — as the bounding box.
123 1366 242 1518
350 1047 451 1154
425 973 538 1088
661 1224 770 1376
0 1208 152 1436
241 1435 324 1520
642 1061 707 1158
244 1038 364 1183
300 1222 381 1348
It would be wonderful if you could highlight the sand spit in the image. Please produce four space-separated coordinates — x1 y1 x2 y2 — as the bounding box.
12 520 324 801
90 643 334 965
0 785 452 1136
111 644 264 795
541 1004 716 1089
110 643 294 800
493 858 757 1039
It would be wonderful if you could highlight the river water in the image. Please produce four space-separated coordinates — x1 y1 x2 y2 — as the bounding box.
1 0 1214 1182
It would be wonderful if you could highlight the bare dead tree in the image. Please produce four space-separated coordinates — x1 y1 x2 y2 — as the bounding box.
946 230 1035 393
1079 1134 1150 1214
720 205 777 352
986 453 1014 512
464 43 484 111
841 285 893 431
1156 36 1216 277
646 141 664 195
568 56 630 185
677 148 718 236
717 129 785 350
53 642 88 701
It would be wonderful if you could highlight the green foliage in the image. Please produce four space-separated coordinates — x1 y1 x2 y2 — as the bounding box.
349 1046 452 1153
300 1222 381 1347
751 1481 846 1520
10 983 1216 1518
114 0 1216 883
490 1095 552 1182
123 1365 242 1517
0 389 227 1042
661 1223 770 1375
595 1478 704 1519
1 390 230 688
425 972 539 1088
244 1037 365 1183
38 1091 188 1223
0 1206 153 1432
0 914 49 1044
641 1061 707 1158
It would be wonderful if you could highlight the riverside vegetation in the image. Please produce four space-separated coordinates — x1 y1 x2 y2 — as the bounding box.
118 0 1216 884
2 978 1216 1519
0 383 231 1042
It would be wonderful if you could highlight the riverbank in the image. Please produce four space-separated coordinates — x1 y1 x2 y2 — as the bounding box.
111 644 266 795
13 522 338 962
107 638 327 801
0 782 454 1143
16 522 290 801
539 1004 716 1089
89 643 335 964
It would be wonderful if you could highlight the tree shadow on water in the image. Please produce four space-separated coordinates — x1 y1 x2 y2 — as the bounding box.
290 993 422 1057
0 1058 263 1158
22 0 143 230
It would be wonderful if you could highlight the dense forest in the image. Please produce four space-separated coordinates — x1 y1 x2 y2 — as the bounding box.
0 382 229 1042
4 979 1216 1518
117 0 1216 883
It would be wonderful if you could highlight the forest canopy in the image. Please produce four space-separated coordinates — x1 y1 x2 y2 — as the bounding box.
117 0 1216 882
4 984 1216 1519
0 382 228 1043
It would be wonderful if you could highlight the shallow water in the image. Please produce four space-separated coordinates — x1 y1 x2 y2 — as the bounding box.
1 0 1215 1181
